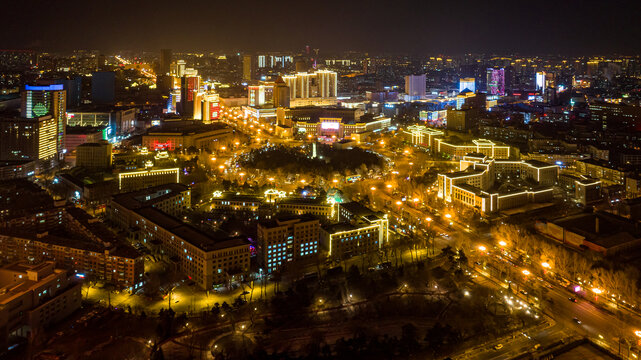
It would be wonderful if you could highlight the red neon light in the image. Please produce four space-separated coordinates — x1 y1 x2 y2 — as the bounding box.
152 139 175 151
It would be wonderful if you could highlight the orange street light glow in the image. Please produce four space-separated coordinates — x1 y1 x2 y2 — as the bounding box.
541 262 551 269
522 269 531 276
499 241 507 246
478 245 487 251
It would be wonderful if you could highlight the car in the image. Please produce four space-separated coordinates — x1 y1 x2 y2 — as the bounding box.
573 317 582 324
568 297 577 302
493 344 504 350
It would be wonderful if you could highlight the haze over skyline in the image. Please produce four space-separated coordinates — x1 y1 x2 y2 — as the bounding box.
3 0 641 55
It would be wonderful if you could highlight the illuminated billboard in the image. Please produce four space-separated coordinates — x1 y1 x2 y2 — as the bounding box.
321 122 339 130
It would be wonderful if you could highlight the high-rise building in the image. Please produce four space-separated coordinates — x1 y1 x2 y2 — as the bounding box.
0 115 58 162
179 76 200 118
248 85 274 107
281 70 337 106
159 49 172 76
243 55 253 81
535 71 546 91
55 76 82 108
404 74 426 99
273 76 290 108
486 68 505 96
21 84 66 156
91 71 116 104
459 77 476 93
201 92 220 123
171 60 187 77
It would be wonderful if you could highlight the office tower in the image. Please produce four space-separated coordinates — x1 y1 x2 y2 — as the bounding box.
273 76 290 108
258 55 267 68
404 74 426 99
243 55 253 81
535 71 546 91
248 85 274 106
171 60 187 77
486 68 505 96
55 77 82 108
459 77 476 93
282 70 337 101
21 84 66 156
587 60 599 77
91 71 116 104
0 115 58 161
295 57 308 73
179 76 200 118
159 49 172 76
202 92 220 123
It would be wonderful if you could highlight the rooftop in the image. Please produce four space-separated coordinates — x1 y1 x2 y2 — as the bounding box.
146 121 230 136
112 183 190 210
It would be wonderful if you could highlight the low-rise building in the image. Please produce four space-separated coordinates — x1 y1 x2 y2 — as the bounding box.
141 121 233 152
109 185 250 289
435 138 515 159
438 156 558 213
576 159 626 185
321 202 389 259
0 179 64 232
536 211 641 256
76 140 112 169
0 262 81 350
116 168 180 192
257 215 320 274
210 193 263 214
276 197 335 219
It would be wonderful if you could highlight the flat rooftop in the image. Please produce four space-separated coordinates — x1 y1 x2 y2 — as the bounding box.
112 183 189 210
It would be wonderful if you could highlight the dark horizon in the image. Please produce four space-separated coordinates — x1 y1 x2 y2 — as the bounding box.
3 0 641 56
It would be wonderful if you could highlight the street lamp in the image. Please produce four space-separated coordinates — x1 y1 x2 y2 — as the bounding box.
499 240 507 247
370 186 376 191
522 269 531 276
478 245 487 252
445 214 452 219
592 288 603 294
541 262 551 269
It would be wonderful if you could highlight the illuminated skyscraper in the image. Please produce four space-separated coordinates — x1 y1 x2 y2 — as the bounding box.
0 115 58 161
243 55 253 81
282 70 337 106
248 85 274 107
404 74 426 99
459 78 476 93
21 84 66 157
486 68 505 96
273 76 290 108
535 72 546 91
179 76 200 118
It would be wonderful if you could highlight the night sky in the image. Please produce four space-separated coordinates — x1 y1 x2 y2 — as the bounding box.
3 0 641 54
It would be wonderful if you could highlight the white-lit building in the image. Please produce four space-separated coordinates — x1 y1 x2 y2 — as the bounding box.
282 70 338 107
438 155 558 213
